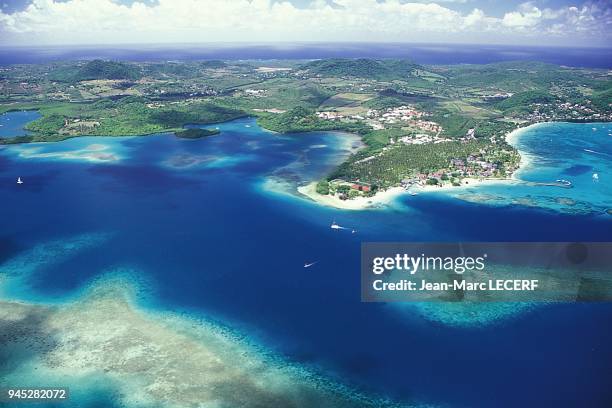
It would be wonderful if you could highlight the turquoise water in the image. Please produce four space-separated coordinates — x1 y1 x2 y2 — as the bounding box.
437 122 612 214
1 112 612 407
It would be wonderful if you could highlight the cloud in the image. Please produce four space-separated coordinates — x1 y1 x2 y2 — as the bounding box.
502 3 543 28
0 0 610 46
501 1 611 37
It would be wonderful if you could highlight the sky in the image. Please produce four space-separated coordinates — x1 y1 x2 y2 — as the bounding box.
0 0 610 47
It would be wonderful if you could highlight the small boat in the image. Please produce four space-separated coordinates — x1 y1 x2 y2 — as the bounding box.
245 125 251 128
304 261 317 268
17 177 23 184
593 173 599 181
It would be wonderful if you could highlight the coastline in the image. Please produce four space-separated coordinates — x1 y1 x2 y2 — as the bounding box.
505 122 544 179
296 122 547 210
297 182 405 210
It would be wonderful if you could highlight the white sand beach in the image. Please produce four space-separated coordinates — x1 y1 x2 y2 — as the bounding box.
297 182 405 210
505 123 544 179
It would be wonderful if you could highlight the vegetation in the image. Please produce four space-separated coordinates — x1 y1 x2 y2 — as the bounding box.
316 180 330 195
257 106 368 134
299 58 422 81
12 96 246 141
496 91 558 112
174 128 220 139
329 139 512 188
49 59 142 82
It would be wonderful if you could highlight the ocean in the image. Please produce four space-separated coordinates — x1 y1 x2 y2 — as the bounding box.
1 113 612 407
0 43 610 68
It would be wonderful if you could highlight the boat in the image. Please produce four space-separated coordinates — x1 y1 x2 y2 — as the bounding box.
593 173 599 181
17 177 23 184
555 179 572 187
304 261 317 268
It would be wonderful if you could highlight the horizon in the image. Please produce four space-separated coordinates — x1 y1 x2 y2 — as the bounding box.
1 41 610 69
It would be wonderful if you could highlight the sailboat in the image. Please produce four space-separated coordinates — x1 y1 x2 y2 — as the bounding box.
17 177 23 184
331 221 346 230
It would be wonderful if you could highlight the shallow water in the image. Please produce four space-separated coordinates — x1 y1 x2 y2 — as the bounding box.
437 122 612 215
1 112 612 407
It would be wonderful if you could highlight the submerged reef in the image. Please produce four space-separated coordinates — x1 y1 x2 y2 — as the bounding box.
405 302 542 328
0 283 406 408
0 232 112 283
15 144 121 163
0 233 408 408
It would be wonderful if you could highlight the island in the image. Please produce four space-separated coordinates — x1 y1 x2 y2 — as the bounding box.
174 127 220 139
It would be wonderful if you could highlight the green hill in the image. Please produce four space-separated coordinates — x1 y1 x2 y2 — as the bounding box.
299 58 421 80
50 60 142 82
590 87 612 111
496 90 558 111
444 61 593 92
77 60 141 80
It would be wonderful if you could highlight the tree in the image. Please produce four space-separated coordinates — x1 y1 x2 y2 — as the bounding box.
336 185 351 194
316 180 330 195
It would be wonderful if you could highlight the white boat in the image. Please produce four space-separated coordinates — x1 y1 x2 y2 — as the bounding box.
593 173 599 181
17 177 23 184
304 261 317 268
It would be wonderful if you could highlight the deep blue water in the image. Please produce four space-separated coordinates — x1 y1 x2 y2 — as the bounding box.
0 43 610 68
0 110 40 138
1 113 612 407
